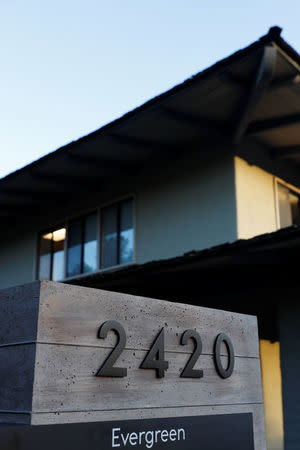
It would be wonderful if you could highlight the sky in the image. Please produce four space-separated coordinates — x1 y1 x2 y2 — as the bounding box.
1 0 300 178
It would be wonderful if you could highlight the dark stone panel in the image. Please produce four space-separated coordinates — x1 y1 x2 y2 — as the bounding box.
0 413 31 426
0 282 40 345
0 344 36 412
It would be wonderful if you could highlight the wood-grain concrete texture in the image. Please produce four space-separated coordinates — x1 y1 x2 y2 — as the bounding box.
0 281 266 449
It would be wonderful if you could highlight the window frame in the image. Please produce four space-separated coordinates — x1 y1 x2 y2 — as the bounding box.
35 195 135 282
36 223 67 282
274 177 300 229
100 197 135 269
66 211 99 278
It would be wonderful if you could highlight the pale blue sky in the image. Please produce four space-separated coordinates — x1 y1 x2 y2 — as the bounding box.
1 0 299 178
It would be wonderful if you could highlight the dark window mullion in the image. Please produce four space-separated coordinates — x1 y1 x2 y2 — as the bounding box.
81 217 85 273
117 203 121 265
50 234 54 281
65 224 70 279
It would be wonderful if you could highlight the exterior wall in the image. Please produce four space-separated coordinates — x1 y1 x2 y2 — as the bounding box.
2 148 300 289
0 149 237 289
260 340 284 450
234 156 277 239
0 231 36 290
136 150 237 263
235 140 300 240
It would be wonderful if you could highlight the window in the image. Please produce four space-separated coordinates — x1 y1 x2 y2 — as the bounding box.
37 198 134 280
38 227 66 281
277 182 300 228
67 212 98 277
101 198 134 269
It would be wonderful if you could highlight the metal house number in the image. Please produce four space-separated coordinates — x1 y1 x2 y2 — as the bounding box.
95 321 235 380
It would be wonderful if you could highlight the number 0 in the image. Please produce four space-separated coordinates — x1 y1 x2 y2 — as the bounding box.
213 333 234 379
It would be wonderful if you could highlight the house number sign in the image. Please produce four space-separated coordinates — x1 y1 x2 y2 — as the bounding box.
0 281 263 449
95 320 234 380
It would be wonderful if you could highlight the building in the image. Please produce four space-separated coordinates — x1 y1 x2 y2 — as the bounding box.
0 26 300 449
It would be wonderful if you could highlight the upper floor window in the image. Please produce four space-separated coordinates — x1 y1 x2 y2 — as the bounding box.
37 198 134 281
38 227 66 281
101 198 134 269
67 212 98 277
277 182 300 228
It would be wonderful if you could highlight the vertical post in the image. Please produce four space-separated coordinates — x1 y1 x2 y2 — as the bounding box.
279 293 300 449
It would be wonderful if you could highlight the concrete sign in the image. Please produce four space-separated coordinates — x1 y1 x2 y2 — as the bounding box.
0 281 265 449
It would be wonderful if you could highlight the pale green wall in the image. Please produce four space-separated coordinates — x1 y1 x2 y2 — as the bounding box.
0 148 237 289
136 149 237 263
0 231 36 289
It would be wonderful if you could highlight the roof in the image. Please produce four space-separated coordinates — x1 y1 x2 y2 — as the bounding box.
67 225 300 290
1 26 300 229
66 225 299 344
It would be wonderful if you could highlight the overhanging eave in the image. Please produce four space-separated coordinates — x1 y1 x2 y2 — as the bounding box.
1 27 300 228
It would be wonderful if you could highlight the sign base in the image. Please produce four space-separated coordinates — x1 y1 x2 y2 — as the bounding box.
0 414 254 450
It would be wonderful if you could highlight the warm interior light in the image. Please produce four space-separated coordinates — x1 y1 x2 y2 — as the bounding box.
42 232 53 240
52 228 66 242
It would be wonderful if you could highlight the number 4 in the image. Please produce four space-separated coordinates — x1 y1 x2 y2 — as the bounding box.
140 328 169 378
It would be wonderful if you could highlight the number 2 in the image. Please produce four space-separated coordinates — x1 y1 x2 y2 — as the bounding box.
180 329 203 378
95 320 127 377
